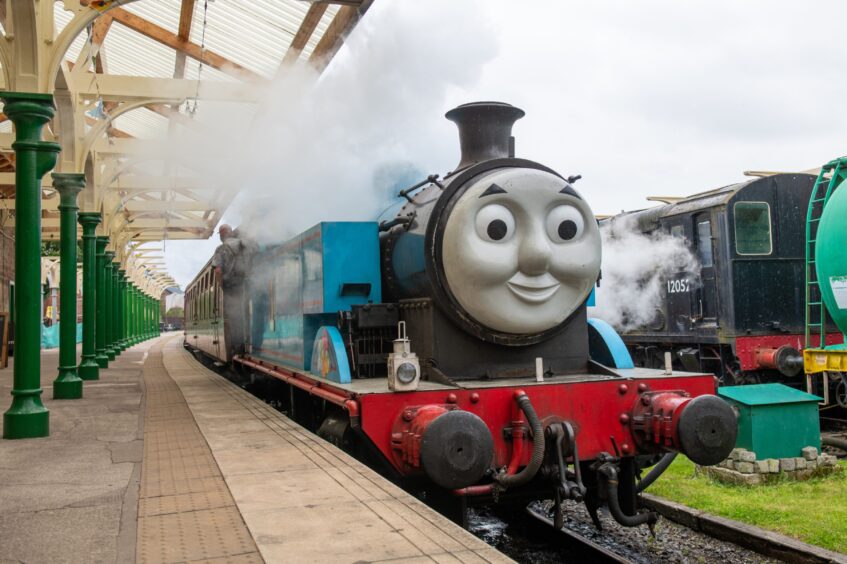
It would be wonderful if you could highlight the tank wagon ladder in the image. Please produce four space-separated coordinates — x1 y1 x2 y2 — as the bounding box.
804 156 847 404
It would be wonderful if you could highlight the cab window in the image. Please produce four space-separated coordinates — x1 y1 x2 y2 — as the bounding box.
734 202 772 255
696 220 713 267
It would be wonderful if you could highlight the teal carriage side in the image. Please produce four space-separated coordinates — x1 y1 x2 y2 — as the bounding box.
246 222 382 383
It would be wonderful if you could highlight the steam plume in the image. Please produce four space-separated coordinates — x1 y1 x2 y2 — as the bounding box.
590 215 700 332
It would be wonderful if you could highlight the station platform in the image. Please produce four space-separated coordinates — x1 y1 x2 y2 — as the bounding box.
0 335 512 563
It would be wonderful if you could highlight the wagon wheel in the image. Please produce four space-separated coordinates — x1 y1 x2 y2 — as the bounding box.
830 372 847 408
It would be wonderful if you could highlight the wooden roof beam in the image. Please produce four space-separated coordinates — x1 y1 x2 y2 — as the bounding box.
108 8 262 82
173 0 196 80
177 0 196 40
279 3 327 68
309 1 374 71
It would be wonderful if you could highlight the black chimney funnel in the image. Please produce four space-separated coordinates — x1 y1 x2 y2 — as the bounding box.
445 102 525 170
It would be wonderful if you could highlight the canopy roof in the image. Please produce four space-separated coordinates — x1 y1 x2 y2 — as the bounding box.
0 0 373 295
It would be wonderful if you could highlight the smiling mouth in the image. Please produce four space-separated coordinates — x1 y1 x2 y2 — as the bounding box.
507 275 561 304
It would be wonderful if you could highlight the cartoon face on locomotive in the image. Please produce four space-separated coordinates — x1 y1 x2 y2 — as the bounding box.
187 102 737 527
607 173 844 390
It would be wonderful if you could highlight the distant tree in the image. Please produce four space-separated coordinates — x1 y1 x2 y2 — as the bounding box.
41 240 60 256
41 240 84 262
165 307 184 319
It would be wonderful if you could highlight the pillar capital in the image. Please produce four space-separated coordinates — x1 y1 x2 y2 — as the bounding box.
51 172 85 188
52 173 84 211
0 92 56 138
78 212 101 229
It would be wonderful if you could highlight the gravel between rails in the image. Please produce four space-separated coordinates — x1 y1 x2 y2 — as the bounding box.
469 500 779 564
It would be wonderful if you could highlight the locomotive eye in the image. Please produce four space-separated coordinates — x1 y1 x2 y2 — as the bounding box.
475 204 515 242
546 205 584 243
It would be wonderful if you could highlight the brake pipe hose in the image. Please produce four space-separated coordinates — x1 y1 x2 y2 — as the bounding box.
494 391 545 488
636 452 678 493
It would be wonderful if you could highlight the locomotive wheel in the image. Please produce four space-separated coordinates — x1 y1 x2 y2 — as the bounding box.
833 373 847 408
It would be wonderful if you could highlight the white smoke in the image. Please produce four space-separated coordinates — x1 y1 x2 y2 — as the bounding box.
590 214 700 332
160 1 499 285
227 1 499 245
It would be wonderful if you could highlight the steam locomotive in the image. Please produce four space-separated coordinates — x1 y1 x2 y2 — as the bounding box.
605 173 845 399
184 102 736 527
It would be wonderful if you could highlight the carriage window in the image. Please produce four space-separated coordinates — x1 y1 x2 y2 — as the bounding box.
696 220 713 267
734 202 772 255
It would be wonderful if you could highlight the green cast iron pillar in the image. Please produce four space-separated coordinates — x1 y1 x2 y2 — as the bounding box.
78 213 101 380
126 284 133 345
133 288 139 343
94 235 109 368
126 278 133 345
95 237 109 368
134 287 142 342
117 269 127 351
142 291 147 340
122 273 130 348
2 93 61 439
133 285 140 344
146 294 151 339
103 252 116 360
52 173 85 400
112 260 121 356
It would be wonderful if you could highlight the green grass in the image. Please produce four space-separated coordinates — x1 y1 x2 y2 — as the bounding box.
647 457 847 553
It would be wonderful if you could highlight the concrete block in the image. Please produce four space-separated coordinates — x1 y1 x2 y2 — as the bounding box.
795 457 807 470
755 460 769 473
821 453 838 467
801 446 818 461
744 472 762 485
736 461 755 474
737 450 756 463
806 458 817 469
780 458 796 472
729 448 744 460
767 459 779 473
795 468 814 480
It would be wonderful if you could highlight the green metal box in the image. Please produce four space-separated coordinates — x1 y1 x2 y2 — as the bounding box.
717 384 821 460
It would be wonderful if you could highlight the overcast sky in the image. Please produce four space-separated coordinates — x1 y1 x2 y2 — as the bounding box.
164 0 847 288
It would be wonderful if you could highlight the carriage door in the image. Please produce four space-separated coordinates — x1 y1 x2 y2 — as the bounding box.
213 275 222 359
694 214 717 323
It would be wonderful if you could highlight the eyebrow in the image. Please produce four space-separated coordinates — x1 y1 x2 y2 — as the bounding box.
479 183 507 198
477 180 583 199
559 184 581 198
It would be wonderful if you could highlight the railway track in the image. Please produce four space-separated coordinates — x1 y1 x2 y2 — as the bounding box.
524 506 632 563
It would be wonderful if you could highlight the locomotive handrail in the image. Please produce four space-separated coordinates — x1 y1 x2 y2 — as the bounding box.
235 355 355 410
396 174 442 202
